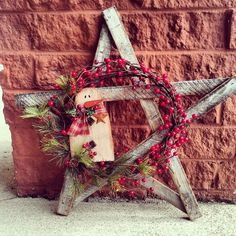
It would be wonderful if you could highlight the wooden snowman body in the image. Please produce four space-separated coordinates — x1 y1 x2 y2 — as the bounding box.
69 88 114 162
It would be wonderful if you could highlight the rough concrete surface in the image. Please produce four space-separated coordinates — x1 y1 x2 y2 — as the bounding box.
0 87 236 236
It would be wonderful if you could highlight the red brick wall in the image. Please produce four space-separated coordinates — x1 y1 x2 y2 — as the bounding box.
0 1 235 201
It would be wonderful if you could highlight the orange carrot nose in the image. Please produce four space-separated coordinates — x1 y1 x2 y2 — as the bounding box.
84 99 103 108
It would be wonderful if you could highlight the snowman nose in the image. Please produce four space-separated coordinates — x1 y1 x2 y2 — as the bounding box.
84 99 103 108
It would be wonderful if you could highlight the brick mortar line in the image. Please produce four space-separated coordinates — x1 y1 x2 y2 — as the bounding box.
0 7 235 15
0 50 236 56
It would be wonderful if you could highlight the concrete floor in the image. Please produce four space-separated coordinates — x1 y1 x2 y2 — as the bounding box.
0 87 236 236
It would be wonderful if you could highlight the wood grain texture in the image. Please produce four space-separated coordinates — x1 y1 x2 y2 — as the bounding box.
15 78 234 108
167 78 236 220
57 170 76 216
103 6 161 131
137 175 186 213
103 6 201 221
93 24 111 63
186 78 236 118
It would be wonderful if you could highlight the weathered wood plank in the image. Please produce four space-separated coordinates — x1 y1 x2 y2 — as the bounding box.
103 6 201 221
137 175 187 214
103 6 162 130
167 77 236 220
93 24 111 63
15 78 234 108
57 170 76 215
186 78 236 118
103 7 139 64
168 156 201 220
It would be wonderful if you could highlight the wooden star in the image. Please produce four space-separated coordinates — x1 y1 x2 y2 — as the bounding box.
94 113 107 123
15 6 236 220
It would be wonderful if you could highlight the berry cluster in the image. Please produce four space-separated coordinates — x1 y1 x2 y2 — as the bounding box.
41 58 196 197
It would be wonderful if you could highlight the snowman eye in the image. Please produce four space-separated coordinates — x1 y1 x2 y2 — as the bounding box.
84 95 87 98
88 95 91 98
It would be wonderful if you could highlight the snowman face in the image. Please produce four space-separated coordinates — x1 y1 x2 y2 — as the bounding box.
75 88 102 108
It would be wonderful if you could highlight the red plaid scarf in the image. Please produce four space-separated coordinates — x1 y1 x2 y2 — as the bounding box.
67 103 107 136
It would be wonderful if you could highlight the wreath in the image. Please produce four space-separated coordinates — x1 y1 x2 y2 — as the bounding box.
22 58 196 197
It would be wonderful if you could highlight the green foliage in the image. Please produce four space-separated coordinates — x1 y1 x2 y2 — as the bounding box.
66 109 77 117
137 160 155 176
74 149 95 168
72 177 85 197
55 76 70 92
21 104 49 119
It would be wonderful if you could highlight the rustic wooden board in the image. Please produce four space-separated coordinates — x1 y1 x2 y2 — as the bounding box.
57 170 76 215
93 24 111 64
15 78 234 108
103 6 202 221
168 77 236 220
186 78 236 118
136 175 186 213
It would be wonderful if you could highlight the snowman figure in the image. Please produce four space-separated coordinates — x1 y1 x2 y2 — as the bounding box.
68 88 114 162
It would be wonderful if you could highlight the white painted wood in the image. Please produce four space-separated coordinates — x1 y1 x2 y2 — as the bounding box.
70 88 114 162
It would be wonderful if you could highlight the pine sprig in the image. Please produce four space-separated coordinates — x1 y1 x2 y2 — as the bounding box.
137 160 155 176
21 104 49 119
74 149 95 168
55 76 71 92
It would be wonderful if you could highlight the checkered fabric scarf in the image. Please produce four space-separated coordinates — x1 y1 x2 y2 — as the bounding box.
67 103 107 136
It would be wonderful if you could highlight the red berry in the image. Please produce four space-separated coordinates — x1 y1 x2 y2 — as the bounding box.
134 180 139 186
163 165 169 171
129 190 135 197
141 178 146 183
104 58 111 63
71 85 76 91
97 67 102 73
165 158 170 163
61 130 67 136
71 71 77 78
99 161 105 167
145 84 151 89
155 88 160 94
149 187 154 192
192 113 198 119
64 159 70 167
118 71 123 77
118 58 124 64
136 158 143 165
160 95 165 100
48 100 54 107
